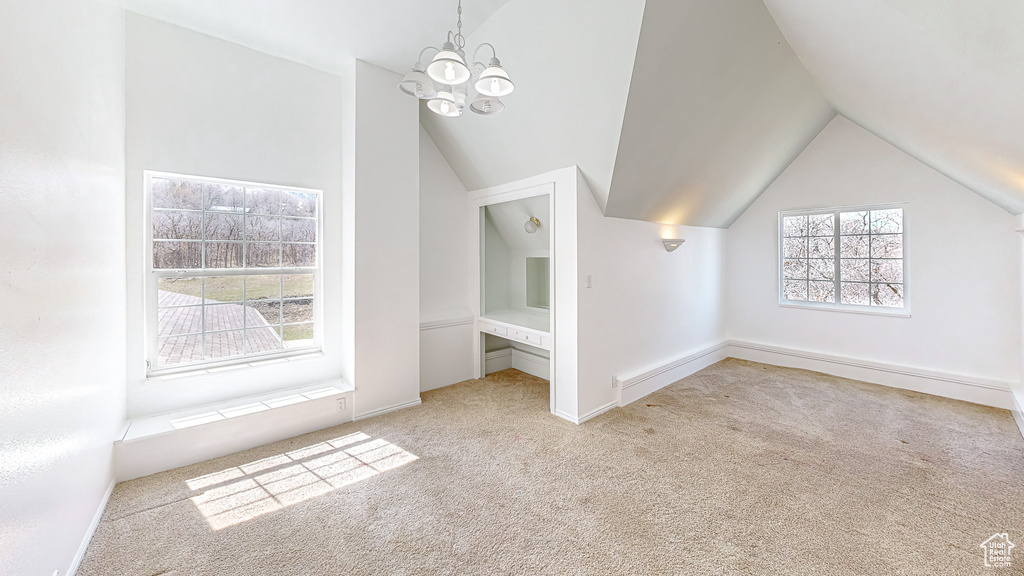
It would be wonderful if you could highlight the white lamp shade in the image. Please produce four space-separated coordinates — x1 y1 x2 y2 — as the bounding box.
427 50 471 85
475 65 514 97
469 94 504 115
427 91 462 117
398 69 437 99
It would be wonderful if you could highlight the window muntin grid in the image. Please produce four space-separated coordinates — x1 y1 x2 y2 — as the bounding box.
147 173 320 374
780 206 905 311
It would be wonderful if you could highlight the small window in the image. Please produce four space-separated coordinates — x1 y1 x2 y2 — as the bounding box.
147 172 321 374
780 205 907 313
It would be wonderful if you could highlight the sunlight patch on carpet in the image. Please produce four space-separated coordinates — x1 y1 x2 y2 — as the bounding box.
186 432 418 530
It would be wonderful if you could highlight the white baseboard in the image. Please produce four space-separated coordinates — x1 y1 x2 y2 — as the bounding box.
485 349 513 374
69 478 115 576
1012 389 1024 441
580 401 618 423
485 348 550 380
553 409 577 424
552 401 617 425
512 348 549 379
726 340 1016 410
615 341 730 407
353 397 422 421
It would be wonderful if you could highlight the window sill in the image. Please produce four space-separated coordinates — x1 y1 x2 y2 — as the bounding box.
778 302 911 318
146 348 323 382
121 379 352 442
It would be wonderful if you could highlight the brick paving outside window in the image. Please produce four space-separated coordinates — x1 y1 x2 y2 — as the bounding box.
157 291 283 366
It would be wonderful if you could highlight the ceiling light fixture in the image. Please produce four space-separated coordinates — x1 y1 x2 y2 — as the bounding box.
398 1 515 118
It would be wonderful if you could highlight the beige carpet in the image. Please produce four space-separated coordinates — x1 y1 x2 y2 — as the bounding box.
80 359 1024 575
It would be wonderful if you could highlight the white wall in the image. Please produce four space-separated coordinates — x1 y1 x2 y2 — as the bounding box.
125 13 345 416
342 60 421 418
0 1 126 574
727 116 1020 395
576 178 728 417
419 126 473 392
1016 220 1024 433
420 127 471 323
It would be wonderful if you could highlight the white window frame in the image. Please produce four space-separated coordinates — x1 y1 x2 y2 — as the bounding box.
144 170 324 377
778 203 910 317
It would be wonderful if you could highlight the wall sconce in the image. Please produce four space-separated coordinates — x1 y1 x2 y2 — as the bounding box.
662 239 685 252
524 217 541 234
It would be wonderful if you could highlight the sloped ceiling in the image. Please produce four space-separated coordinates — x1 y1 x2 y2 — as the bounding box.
605 0 834 227
119 0 1024 223
119 0 513 75
484 195 550 250
419 0 647 206
763 0 1024 214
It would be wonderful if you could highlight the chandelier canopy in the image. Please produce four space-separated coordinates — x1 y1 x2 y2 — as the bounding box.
398 1 515 117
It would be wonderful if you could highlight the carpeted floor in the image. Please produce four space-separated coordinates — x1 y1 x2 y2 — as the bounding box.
80 359 1024 575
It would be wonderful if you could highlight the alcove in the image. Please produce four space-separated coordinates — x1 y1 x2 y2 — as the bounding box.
479 194 552 380
468 168 582 422
482 195 551 330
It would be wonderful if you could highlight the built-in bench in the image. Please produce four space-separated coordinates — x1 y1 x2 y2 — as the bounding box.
115 380 354 481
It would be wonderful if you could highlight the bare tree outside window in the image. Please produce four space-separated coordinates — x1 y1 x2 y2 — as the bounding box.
781 206 905 310
149 174 320 372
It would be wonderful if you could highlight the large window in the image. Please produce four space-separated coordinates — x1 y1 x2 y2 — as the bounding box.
147 172 320 374
780 205 906 312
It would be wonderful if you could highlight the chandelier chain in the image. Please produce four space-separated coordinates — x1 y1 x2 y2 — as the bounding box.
454 0 465 50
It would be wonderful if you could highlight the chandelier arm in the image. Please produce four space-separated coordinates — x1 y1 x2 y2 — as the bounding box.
472 43 497 67
417 46 440 65
405 0 509 116
469 61 487 80
446 30 466 51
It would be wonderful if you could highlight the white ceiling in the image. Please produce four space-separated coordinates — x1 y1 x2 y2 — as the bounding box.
120 0 1024 226
763 0 1024 214
605 0 834 227
119 0 513 76
485 195 550 250
419 0 647 205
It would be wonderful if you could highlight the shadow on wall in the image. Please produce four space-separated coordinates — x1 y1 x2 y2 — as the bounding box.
185 432 417 530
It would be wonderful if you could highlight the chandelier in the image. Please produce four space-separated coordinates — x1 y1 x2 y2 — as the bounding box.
398 0 515 117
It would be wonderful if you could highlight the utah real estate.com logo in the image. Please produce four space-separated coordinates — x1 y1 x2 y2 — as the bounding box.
980 533 1015 568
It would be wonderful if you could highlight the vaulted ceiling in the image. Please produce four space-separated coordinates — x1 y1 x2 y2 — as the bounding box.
762 0 1024 215
122 0 1024 227
419 0 647 213
120 0 514 76
605 0 834 227
424 0 1024 226
423 0 832 228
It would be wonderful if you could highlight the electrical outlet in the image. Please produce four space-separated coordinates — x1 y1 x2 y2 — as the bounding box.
336 397 346 412
612 377 618 389
586 274 592 289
